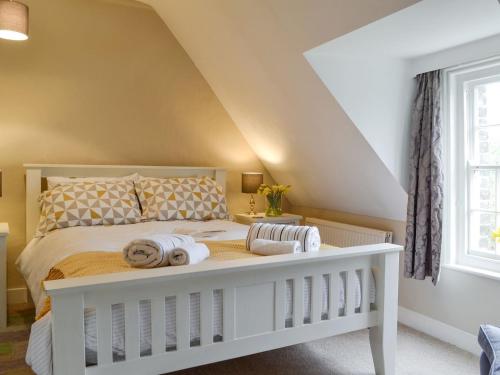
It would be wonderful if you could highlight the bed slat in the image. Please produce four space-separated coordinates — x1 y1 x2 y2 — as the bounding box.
96 304 113 365
311 274 322 323
200 290 213 346
274 280 286 330
346 270 357 315
293 277 304 327
223 287 235 341
329 270 340 319
361 268 371 313
176 294 190 350
151 297 166 355
124 300 140 360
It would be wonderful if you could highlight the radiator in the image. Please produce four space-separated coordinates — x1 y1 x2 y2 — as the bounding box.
305 217 393 247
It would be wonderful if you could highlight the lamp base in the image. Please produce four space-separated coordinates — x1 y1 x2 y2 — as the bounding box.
248 194 256 215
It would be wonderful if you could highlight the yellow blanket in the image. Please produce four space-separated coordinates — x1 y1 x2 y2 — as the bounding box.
38 240 332 320
37 240 259 320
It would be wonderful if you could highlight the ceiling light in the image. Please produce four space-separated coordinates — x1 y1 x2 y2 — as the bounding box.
0 0 29 41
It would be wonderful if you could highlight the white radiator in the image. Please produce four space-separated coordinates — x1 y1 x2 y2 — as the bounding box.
305 217 393 247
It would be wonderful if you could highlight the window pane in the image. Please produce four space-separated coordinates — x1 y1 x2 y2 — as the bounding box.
469 211 496 254
470 169 496 211
474 81 500 127
474 126 500 165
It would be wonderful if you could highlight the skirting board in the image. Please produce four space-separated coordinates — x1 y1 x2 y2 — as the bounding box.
7 287 28 305
398 306 480 356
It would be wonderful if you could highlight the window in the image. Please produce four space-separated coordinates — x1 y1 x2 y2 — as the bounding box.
445 58 500 274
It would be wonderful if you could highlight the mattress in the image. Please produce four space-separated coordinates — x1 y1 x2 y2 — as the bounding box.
17 220 375 374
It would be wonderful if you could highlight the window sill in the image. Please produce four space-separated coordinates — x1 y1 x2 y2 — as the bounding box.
442 263 500 281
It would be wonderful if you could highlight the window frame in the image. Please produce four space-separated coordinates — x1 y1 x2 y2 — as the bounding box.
444 57 500 274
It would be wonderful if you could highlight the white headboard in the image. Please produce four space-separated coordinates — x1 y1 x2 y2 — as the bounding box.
24 164 226 242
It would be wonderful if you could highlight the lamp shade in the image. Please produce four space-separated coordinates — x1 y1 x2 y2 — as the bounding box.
242 172 263 194
0 0 29 41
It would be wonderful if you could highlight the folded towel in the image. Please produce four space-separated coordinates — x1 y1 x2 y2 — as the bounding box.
250 239 301 255
168 243 210 266
246 223 321 252
123 234 194 268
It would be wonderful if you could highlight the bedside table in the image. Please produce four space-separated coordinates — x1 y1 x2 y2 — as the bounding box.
0 223 9 329
234 213 303 226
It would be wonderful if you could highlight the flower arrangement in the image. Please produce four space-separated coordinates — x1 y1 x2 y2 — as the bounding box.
257 184 291 217
493 228 500 242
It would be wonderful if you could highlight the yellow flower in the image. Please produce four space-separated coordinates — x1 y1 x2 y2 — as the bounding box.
493 228 500 241
257 183 291 196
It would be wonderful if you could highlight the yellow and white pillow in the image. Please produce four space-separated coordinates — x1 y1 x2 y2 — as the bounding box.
135 177 228 221
36 180 142 237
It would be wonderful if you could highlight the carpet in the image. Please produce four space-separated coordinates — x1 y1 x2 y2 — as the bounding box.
0 304 478 375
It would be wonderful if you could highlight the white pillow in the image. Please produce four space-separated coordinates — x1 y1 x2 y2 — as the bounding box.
46 173 140 189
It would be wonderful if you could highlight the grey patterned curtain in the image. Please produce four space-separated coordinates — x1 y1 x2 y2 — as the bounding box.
404 70 444 285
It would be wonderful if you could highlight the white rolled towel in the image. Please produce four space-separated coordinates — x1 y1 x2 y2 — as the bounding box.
246 223 321 252
168 243 210 266
123 234 194 268
250 239 301 255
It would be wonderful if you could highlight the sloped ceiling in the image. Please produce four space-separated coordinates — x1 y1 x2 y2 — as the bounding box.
305 0 500 192
140 0 419 221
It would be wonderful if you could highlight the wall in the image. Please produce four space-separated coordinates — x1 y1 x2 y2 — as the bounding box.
305 47 414 192
0 0 271 290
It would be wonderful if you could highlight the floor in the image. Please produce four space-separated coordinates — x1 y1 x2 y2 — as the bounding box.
0 304 479 375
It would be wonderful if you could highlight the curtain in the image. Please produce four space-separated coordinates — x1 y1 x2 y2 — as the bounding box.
404 70 444 285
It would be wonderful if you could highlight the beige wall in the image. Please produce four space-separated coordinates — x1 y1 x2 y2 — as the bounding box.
0 0 271 289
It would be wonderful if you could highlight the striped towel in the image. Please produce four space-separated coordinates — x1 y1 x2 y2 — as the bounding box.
123 234 194 268
246 223 321 252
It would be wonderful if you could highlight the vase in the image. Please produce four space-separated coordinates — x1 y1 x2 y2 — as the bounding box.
265 194 283 217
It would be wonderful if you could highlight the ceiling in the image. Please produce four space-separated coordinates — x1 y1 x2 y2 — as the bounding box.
137 0 500 221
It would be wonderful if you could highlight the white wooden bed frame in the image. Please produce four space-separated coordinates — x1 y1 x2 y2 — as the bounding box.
25 164 402 375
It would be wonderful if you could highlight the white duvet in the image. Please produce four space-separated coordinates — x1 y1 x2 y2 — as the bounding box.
16 220 375 375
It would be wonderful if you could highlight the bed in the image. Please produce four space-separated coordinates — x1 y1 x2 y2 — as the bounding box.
19 164 402 375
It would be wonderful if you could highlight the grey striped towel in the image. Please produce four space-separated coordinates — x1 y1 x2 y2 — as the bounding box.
246 223 321 252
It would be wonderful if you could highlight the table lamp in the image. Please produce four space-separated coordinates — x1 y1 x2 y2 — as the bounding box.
242 172 263 215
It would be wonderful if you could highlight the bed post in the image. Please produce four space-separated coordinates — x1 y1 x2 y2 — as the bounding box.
369 251 399 375
51 292 86 375
25 167 41 243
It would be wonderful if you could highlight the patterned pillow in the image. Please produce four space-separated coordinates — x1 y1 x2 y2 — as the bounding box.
135 177 228 221
36 180 142 237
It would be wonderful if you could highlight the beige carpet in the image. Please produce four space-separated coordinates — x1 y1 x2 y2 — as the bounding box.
170 324 479 375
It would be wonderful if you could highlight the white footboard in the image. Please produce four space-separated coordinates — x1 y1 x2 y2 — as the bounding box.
45 244 401 375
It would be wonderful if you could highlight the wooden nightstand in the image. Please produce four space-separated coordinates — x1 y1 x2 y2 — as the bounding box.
0 223 9 329
234 213 303 226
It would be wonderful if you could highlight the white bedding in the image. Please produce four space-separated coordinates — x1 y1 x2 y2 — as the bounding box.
17 220 375 375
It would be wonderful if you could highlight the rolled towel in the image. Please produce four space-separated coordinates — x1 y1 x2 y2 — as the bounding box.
246 223 321 252
250 239 301 255
123 234 194 268
168 243 210 266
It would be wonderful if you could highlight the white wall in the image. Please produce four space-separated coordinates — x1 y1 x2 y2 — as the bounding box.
304 52 414 190
411 33 500 76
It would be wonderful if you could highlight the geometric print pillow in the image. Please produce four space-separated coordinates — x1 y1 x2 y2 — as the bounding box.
35 180 142 237
135 176 228 221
